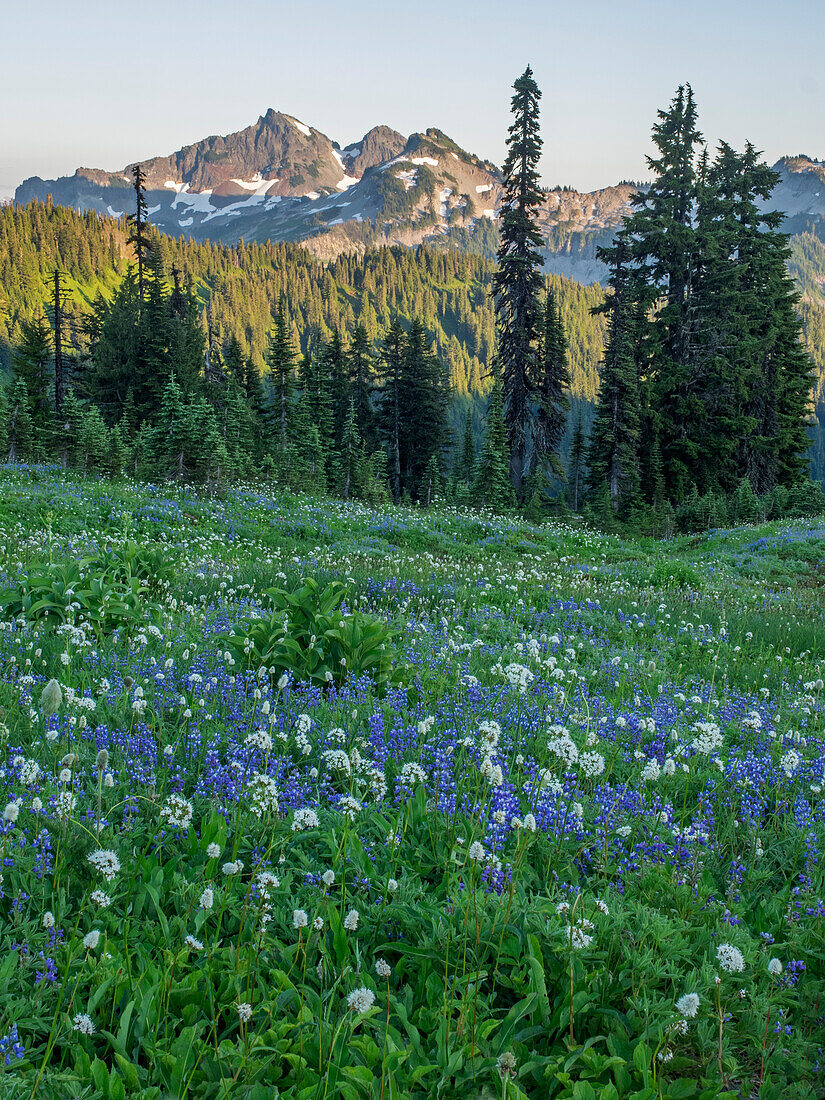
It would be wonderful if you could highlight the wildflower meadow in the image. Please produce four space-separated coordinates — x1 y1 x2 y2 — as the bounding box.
0 464 823 1099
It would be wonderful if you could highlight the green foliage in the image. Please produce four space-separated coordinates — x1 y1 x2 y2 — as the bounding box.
0 558 160 637
221 577 403 691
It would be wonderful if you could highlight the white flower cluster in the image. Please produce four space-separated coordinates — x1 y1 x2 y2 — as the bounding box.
247 772 279 818
779 749 800 778
294 713 312 755
322 749 351 776
716 943 746 973
292 807 320 831
338 795 362 822
479 720 501 751
579 751 605 778
244 728 273 754
691 721 724 755
399 762 426 786
87 849 121 882
160 794 194 831
547 726 579 768
347 987 375 1014
675 992 700 1018
343 908 360 932
502 662 534 693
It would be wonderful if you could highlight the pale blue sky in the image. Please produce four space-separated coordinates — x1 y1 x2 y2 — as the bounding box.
1 0 822 200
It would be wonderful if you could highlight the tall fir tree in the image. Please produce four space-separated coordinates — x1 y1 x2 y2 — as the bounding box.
376 319 406 502
620 84 704 497
12 316 53 443
265 301 297 451
567 410 586 512
7 379 33 463
491 65 545 496
534 288 571 476
399 318 451 499
127 164 152 301
474 385 515 512
347 323 377 450
457 409 476 486
586 237 643 514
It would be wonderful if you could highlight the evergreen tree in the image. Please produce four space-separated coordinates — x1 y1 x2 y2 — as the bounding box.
7 379 32 462
57 388 84 468
586 237 643 514
457 409 476 485
77 404 110 474
12 316 53 446
399 319 451 499
377 319 405 502
474 385 515 512
567 410 585 511
338 398 361 500
299 346 335 475
223 334 247 390
0 386 7 462
421 452 442 507
534 288 571 476
323 331 350 449
620 84 704 497
127 164 152 301
491 65 545 496
347 323 377 450
265 301 297 451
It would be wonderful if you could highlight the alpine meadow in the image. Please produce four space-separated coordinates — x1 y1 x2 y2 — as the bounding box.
1 25 825 1100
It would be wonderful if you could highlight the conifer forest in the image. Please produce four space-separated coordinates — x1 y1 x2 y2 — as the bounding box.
0 57 824 1100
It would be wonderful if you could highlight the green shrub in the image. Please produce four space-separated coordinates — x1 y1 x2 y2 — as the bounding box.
0 545 169 636
650 558 702 590
221 577 404 692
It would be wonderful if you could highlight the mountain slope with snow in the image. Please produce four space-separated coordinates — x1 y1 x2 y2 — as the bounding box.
13 111 825 288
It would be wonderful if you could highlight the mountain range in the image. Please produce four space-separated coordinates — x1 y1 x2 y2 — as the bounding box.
16 107 824 286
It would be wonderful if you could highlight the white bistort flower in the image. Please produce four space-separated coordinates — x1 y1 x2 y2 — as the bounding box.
675 993 700 1018
343 908 359 932
768 958 783 976
72 1013 94 1035
716 943 745 973
347 987 376 1014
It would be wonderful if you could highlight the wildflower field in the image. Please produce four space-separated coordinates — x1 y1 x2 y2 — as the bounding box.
0 466 824 1100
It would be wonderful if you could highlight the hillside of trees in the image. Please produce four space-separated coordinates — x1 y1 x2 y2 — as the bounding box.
0 197 823 483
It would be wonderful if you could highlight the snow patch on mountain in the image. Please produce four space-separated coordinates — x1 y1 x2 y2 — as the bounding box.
287 117 312 137
230 175 279 193
165 181 216 215
331 149 359 190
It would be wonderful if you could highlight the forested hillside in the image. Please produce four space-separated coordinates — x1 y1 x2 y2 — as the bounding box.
1 199 822 478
